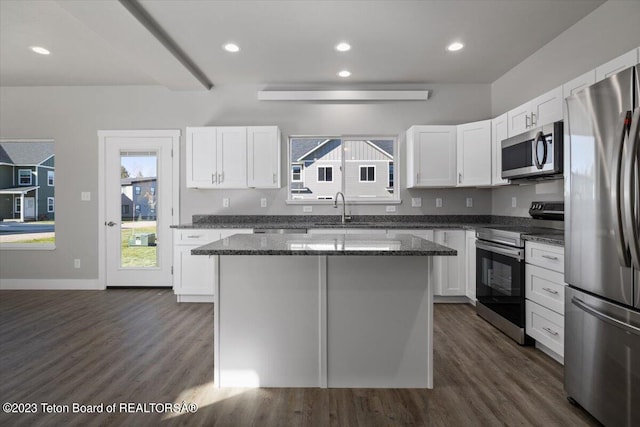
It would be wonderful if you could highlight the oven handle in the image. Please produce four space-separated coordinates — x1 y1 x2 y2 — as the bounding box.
476 241 524 261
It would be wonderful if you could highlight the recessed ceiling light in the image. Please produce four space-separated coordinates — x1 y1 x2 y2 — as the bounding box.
335 42 351 52
337 70 351 78
223 43 240 53
447 42 464 52
30 46 50 55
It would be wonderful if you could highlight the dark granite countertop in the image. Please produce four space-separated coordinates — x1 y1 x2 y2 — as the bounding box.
191 233 458 256
521 233 564 246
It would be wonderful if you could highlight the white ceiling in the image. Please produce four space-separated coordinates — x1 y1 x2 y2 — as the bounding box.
0 0 606 90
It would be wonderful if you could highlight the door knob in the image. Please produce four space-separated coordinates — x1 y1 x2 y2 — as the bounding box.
106 221 117 227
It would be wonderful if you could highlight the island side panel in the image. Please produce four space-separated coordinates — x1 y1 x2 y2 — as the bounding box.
326 255 433 388
218 255 321 387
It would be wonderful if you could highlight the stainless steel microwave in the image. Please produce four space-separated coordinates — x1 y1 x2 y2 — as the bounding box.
501 121 563 180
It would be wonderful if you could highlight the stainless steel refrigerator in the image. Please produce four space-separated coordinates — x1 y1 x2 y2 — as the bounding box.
565 65 640 427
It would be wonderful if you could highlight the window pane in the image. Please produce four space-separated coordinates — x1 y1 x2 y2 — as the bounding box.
289 137 341 200
344 139 395 199
0 140 55 246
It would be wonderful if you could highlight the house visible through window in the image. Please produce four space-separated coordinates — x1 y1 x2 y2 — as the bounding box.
359 166 375 182
0 139 55 247
18 169 32 185
317 166 333 182
288 136 397 202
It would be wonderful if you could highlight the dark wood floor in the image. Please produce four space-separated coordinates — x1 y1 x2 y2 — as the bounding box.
0 289 599 427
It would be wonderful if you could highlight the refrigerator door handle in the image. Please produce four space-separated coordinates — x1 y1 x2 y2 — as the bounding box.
611 111 632 267
623 107 640 269
572 297 640 336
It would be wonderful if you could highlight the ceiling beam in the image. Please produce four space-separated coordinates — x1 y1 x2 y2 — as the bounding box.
257 90 430 102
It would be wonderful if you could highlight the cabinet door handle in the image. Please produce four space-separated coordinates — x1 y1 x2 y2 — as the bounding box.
186 235 202 239
212 174 217 184
542 326 558 336
542 287 559 295
526 115 530 128
416 172 420 182
541 254 559 261
531 112 537 126
458 173 462 184
273 173 276 184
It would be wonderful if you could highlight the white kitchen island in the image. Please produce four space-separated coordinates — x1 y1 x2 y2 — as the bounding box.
192 233 456 389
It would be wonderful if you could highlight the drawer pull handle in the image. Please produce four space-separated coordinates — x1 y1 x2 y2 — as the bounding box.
542 287 559 295
541 254 559 261
186 235 202 239
542 327 558 336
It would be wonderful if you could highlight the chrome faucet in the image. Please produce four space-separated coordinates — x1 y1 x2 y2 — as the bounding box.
334 191 350 224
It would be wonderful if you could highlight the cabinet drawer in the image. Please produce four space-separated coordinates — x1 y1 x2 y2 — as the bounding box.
525 241 564 273
525 300 564 357
525 264 566 315
175 229 221 245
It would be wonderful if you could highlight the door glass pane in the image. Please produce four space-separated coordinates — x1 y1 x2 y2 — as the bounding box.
120 151 158 268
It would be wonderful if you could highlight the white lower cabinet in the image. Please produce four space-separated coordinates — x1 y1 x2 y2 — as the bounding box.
173 228 252 302
524 241 566 363
465 230 476 303
433 230 466 297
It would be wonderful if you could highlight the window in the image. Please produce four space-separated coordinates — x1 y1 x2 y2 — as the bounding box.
122 205 130 215
150 187 155 195
135 204 141 212
134 186 141 195
291 164 302 182
317 166 333 182
18 169 32 186
359 166 376 182
1 139 55 248
288 136 397 202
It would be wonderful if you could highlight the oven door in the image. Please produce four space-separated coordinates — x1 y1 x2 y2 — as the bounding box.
476 241 526 327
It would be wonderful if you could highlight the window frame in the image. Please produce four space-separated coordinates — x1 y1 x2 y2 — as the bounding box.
47 197 55 213
18 169 32 186
286 135 399 204
317 166 333 183
14 197 21 213
47 170 55 186
291 164 303 182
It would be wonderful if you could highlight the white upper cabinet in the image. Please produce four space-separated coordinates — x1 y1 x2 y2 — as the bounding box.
216 127 247 188
406 125 457 188
247 126 281 188
595 48 639 82
186 126 280 189
186 127 217 188
491 113 509 186
456 120 491 187
563 70 596 100
507 86 562 136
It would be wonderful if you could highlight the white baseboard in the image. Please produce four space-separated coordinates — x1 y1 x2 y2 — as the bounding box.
177 294 214 303
0 279 103 290
434 295 471 304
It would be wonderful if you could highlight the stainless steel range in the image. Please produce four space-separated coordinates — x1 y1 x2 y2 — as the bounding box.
475 202 563 344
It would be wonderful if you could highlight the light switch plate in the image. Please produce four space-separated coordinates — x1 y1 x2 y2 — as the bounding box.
223 198 230 208
411 197 422 208
386 205 396 213
81 191 91 201
260 198 267 208
303 206 313 213
436 198 443 208
466 197 473 208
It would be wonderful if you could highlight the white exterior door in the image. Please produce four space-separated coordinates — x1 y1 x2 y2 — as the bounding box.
100 130 178 287
24 197 35 219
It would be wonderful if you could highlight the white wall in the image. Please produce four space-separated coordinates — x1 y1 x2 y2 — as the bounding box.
0 83 491 280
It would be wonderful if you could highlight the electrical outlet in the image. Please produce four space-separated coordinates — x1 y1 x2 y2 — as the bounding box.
223 198 230 208
511 197 517 208
466 197 473 208
411 197 422 208
81 192 91 201
303 206 313 213
386 205 396 213
436 198 443 208
74 259 81 269
260 198 267 208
